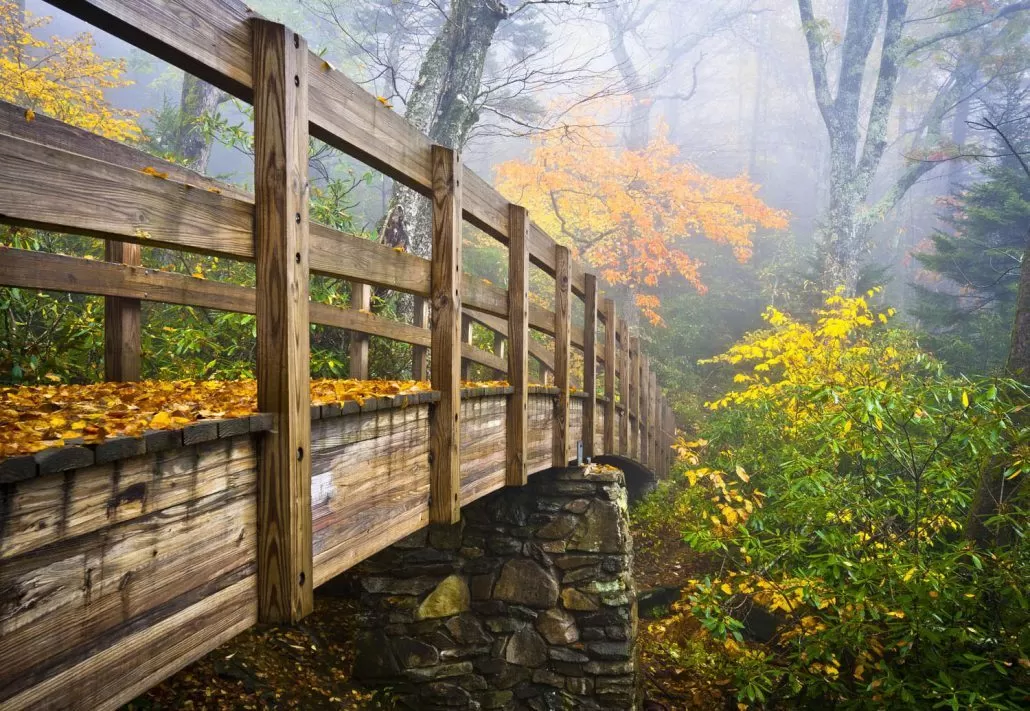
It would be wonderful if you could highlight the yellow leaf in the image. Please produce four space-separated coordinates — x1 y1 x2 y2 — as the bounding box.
720 582 733 595
735 464 750 482
376 96 394 109
962 390 969 408
24 108 35 122
142 166 169 179
148 411 172 428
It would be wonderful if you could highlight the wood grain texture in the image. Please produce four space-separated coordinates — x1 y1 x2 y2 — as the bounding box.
252 19 312 623
466 309 555 372
582 273 597 460
603 298 617 454
348 282 371 379
527 394 555 474
552 245 572 468
460 396 507 504
413 295 429 380
650 370 659 471
507 204 530 487
429 145 462 525
104 240 141 382
310 408 430 585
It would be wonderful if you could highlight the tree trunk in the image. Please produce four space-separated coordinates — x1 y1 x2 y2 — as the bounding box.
381 0 508 257
174 74 225 173
603 7 651 151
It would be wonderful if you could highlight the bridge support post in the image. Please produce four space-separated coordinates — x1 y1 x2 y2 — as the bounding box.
429 145 462 525
552 245 572 467
252 19 313 623
582 273 597 460
603 298 616 454
618 319 630 456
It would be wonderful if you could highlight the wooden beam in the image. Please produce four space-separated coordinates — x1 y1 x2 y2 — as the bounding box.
603 298 616 454
650 371 659 472
348 282 370 379
429 145 462 525
582 274 597 460
103 240 141 382
252 19 312 623
412 295 429 380
506 204 530 487
552 245 572 468
618 320 630 456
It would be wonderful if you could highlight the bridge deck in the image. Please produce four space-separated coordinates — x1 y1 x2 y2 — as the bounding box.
0 391 631 710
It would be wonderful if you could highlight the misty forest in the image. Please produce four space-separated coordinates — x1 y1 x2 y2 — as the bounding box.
1 0 1030 709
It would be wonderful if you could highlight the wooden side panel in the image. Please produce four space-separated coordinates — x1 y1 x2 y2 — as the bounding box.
629 337 640 462
527 394 555 474
570 398 583 459
594 404 605 458
309 409 430 586
103 240 141 381
640 355 650 468
0 438 258 711
460 397 507 505
429 145 463 524
252 19 312 622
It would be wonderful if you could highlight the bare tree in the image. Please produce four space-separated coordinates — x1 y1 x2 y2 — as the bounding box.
796 0 1030 292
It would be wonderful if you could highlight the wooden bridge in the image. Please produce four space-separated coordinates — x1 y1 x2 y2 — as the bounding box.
0 1 675 708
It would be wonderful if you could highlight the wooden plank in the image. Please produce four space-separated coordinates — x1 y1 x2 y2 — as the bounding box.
413 295 429 380
629 335 640 461
650 371 659 471
429 145 462 525
582 273 598 460
252 19 312 623
103 240 141 381
460 396 508 504
552 245 572 468
466 309 555 372
348 282 371 379
507 204 530 487
603 298 617 453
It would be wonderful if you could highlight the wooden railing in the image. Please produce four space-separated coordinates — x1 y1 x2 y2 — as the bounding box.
0 0 676 624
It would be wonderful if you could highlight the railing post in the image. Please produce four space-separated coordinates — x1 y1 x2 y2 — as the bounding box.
104 240 141 381
582 273 597 460
629 336 639 461
348 282 370 378
507 204 530 487
618 319 629 456
602 298 616 454
413 295 429 381
650 370 658 471
638 352 646 465
429 144 462 525
252 18 312 623
552 245 572 467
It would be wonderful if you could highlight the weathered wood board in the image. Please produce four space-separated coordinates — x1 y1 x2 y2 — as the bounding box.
0 436 259 711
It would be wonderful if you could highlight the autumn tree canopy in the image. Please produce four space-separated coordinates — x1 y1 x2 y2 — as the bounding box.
496 122 787 323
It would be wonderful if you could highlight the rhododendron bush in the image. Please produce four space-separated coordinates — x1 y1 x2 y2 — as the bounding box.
637 292 1030 708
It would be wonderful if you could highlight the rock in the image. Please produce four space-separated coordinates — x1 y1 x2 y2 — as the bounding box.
493 559 559 608
549 647 589 663
405 661 473 681
536 513 579 539
481 690 515 709
428 521 464 550
470 573 497 601
533 668 565 687
361 576 439 595
563 498 591 514
445 613 492 645
391 637 439 668
503 626 548 667
561 587 599 611
584 660 635 675
535 608 579 645
416 575 470 619
566 676 592 695
568 500 624 553
587 641 632 660
352 631 399 679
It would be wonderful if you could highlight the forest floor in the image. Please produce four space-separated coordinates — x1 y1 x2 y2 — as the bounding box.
632 509 730 711
121 591 392 710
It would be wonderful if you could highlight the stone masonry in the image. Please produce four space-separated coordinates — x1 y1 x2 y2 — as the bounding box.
350 464 640 710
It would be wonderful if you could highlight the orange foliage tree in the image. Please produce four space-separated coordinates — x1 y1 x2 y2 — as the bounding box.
496 123 788 323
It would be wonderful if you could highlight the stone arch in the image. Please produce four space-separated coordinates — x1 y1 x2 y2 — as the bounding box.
348 464 640 710
591 455 657 505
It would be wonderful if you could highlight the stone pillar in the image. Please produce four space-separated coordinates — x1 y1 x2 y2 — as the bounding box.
351 464 639 710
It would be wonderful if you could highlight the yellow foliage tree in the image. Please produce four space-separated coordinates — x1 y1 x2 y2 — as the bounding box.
495 122 788 323
0 0 140 141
